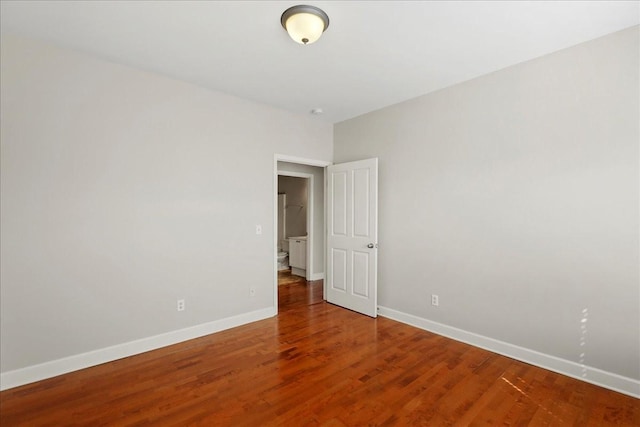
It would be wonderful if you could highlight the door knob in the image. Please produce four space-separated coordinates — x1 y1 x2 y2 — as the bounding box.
367 243 375 248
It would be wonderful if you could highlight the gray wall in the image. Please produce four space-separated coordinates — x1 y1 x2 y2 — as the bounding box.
278 176 308 239
0 35 333 373
334 27 639 380
277 162 325 279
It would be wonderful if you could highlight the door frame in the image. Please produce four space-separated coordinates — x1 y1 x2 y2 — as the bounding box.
273 155 331 312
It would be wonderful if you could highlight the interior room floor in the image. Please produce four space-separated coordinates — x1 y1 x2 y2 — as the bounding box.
1 281 637 426
277 268 306 286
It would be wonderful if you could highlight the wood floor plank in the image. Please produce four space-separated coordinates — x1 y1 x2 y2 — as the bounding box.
1 280 638 426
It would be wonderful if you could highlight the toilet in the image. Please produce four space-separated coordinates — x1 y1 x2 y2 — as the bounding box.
277 240 289 271
277 251 289 271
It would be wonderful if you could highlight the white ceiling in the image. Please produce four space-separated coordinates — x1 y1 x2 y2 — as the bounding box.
1 1 638 123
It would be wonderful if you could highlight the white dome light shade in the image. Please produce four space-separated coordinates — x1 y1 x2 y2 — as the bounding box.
285 12 325 44
281 5 329 45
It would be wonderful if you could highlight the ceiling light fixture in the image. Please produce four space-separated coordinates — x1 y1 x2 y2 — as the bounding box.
281 5 329 45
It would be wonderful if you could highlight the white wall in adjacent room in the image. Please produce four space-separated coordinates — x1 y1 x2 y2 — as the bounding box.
277 162 325 279
278 176 308 239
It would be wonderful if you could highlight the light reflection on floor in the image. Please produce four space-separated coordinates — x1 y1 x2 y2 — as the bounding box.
500 374 568 425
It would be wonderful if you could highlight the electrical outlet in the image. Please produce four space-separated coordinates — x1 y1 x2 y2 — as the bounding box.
177 299 185 312
249 287 256 297
431 294 439 307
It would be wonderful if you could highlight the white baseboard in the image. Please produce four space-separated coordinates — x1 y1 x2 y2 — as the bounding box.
377 306 640 399
309 272 325 281
4 305 637 398
0 307 276 391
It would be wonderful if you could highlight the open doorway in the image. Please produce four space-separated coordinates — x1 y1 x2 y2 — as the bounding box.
277 173 311 282
274 156 330 311
273 155 379 317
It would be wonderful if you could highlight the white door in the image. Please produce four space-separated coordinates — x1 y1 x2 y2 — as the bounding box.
326 158 378 317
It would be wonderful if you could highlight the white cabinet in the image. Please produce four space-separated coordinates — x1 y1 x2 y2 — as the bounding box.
288 237 307 275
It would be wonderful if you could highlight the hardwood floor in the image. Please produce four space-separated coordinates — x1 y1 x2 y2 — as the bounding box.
278 268 306 286
1 281 638 426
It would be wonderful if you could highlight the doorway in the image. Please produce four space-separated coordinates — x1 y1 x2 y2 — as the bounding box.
277 173 310 280
273 155 380 317
273 155 330 311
